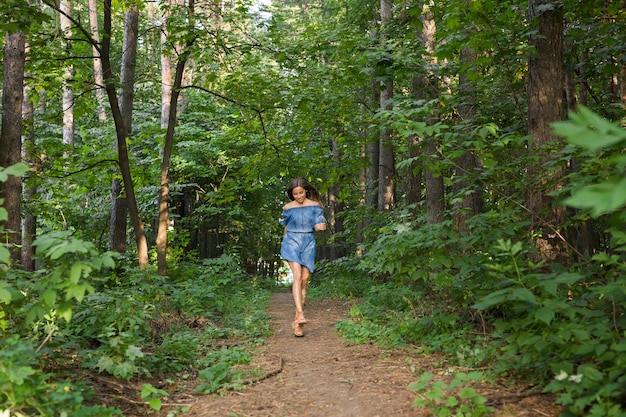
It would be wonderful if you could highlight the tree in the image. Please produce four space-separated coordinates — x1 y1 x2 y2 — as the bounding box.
21 47 37 271
89 0 107 122
0 30 26 263
60 0 74 146
109 4 139 255
419 1 443 224
100 0 149 266
527 0 568 263
156 0 195 276
377 0 394 211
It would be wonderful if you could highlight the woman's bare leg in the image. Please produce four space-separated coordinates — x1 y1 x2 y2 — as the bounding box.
289 261 304 314
301 267 310 307
289 261 310 324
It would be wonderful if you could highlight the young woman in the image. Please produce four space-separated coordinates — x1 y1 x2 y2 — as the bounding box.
279 178 326 337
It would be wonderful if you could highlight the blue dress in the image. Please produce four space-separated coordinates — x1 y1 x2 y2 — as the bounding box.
280 205 326 272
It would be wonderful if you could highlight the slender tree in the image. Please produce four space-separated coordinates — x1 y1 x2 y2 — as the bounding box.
156 0 195 275
21 45 37 271
453 45 483 230
101 0 149 266
109 4 139 255
60 0 74 145
377 0 394 211
419 1 443 224
89 0 107 122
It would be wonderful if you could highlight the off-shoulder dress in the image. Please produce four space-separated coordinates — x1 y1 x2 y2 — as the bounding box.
279 205 326 272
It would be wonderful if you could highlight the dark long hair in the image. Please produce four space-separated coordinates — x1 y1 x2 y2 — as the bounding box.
286 178 321 202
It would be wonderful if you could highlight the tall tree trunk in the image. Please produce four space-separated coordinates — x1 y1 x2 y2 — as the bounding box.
377 0 394 211
365 79 380 209
60 0 74 146
21 50 37 271
527 0 568 263
101 0 149 267
0 31 26 264
109 4 139 254
453 46 483 230
160 0 174 129
405 74 422 212
156 0 194 275
89 0 107 122
416 1 443 224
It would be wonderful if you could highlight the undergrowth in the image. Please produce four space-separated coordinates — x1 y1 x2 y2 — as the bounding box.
0 237 271 416
317 108 626 416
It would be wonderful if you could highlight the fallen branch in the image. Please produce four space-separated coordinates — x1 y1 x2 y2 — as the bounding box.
218 356 284 393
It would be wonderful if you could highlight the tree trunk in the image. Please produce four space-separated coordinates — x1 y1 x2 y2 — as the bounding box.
109 4 139 255
377 0 394 211
527 0 568 263
416 1 443 224
60 0 74 146
101 0 149 267
157 58 186 275
21 53 37 271
156 0 194 275
0 31 26 263
424 137 444 223
89 0 107 122
453 47 483 230
406 74 424 211
160 1 173 128
365 79 380 209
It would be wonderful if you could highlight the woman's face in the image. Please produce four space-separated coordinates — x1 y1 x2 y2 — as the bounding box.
292 186 307 204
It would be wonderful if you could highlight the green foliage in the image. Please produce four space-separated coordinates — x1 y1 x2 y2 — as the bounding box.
470 108 626 415
140 383 169 412
554 106 626 217
0 335 123 417
409 371 491 417
311 256 377 298
13 231 118 325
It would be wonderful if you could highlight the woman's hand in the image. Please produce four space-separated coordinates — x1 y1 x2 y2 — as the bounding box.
314 223 326 232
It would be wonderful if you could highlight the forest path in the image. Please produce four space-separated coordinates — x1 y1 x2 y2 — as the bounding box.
165 291 559 417
178 291 417 417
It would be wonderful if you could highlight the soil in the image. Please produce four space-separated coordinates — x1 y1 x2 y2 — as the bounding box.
151 291 562 417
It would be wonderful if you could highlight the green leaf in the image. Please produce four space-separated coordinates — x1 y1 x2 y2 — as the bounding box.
43 288 57 307
148 398 162 411
534 307 555 324
564 177 626 217
0 162 29 181
511 288 536 304
553 106 626 152
69 262 90 284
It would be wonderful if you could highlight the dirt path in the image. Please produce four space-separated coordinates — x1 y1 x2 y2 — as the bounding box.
168 292 560 417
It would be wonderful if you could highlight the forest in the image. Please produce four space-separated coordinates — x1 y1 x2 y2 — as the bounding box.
0 0 625 415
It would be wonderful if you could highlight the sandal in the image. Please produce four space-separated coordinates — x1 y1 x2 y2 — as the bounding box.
295 312 308 325
292 321 303 337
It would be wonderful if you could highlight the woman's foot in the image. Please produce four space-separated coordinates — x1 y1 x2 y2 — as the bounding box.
295 312 308 325
292 321 303 337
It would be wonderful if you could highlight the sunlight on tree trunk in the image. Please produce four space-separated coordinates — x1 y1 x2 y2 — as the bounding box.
377 0 394 211
60 0 74 146
101 0 148 267
0 31 26 263
157 0 195 275
417 1 443 224
89 0 107 122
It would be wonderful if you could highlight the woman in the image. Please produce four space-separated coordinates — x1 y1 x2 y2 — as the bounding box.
279 178 326 337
